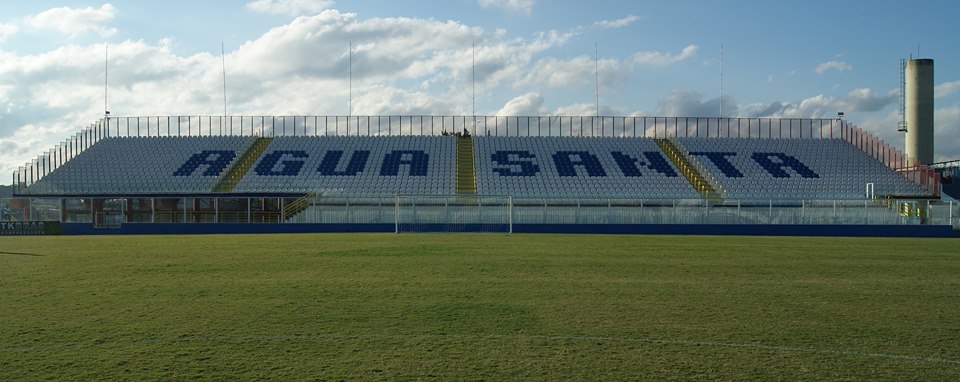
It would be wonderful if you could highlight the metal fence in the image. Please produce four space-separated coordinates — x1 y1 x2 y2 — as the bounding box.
94 115 851 139
3 196 956 230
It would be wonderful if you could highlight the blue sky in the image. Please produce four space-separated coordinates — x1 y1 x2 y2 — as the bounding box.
2 0 960 183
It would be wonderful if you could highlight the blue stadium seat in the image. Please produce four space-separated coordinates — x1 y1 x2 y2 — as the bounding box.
28 136 256 194
232 136 457 196
676 137 928 200
474 136 700 199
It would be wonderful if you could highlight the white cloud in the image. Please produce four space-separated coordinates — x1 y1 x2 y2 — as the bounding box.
741 88 895 119
655 90 724 117
352 85 450 117
0 23 17 42
246 0 334 16
495 92 544 116
594 15 639 29
814 60 852 74
477 0 534 14
0 8 593 178
934 105 960 161
935 80 960 99
553 103 597 116
552 103 625 117
633 45 698 66
839 88 896 112
24 4 117 38
518 56 626 89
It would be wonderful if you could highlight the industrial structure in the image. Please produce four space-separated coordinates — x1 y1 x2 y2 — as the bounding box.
904 58 935 165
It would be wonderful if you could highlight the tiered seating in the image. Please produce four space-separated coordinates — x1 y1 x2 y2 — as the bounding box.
24 134 931 201
232 136 456 196
676 137 928 200
28 136 256 194
474 137 700 199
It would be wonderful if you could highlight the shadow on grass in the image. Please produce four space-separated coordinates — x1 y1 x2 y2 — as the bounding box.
0 251 43 257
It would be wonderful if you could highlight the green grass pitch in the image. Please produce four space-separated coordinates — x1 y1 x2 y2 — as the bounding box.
2 233 960 380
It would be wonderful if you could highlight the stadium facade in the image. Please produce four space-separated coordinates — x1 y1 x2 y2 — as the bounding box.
3 115 959 237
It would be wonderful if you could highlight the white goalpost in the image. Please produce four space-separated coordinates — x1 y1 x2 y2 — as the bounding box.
395 194 512 233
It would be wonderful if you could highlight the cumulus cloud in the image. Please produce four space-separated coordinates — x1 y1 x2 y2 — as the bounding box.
594 15 639 29
0 23 17 42
814 60 852 74
654 87 896 128
553 103 597 116
551 103 626 117
655 90 726 117
836 88 897 112
495 92 544 116
477 0 534 14
231 10 491 82
0 8 595 179
934 105 960 161
744 88 895 119
24 4 117 38
352 85 452 117
518 56 626 89
935 80 960 99
633 45 698 66
245 0 334 16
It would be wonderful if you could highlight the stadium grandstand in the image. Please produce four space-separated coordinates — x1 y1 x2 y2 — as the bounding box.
3 115 958 236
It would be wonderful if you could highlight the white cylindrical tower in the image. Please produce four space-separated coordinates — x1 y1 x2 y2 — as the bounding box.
905 58 934 165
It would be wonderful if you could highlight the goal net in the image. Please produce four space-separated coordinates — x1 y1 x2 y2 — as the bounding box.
395 194 512 233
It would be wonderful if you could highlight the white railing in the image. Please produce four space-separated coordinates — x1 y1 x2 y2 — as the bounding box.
3 196 956 229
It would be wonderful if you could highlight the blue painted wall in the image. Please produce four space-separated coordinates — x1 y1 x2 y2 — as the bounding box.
60 222 960 237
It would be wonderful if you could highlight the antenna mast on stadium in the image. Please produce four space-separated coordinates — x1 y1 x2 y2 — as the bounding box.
349 42 353 119
720 43 724 118
472 42 476 118
472 41 477 135
222 42 228 118
595 41 600 118
104 44 109 118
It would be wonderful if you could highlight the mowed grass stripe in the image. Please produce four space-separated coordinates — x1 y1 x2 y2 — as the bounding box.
5 332 960 366
2 233 959 380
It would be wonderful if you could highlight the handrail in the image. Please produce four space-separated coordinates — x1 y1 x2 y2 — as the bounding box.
668 136 724 198
840 122 941 198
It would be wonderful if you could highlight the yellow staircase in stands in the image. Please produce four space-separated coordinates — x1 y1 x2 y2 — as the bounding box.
213 137 273 193
654 138 722 201
456 136 477 194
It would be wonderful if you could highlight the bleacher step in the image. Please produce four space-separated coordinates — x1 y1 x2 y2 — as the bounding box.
655 138 722 202
456 137 477 194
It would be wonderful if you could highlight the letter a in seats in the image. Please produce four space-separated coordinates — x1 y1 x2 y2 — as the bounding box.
380 150 429 176
174 150 237 176
752 152 819 178
553 151 606 177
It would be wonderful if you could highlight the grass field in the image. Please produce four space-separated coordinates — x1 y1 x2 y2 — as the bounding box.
2 233 960 380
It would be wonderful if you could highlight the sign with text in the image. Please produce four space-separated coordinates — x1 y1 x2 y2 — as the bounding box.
0 221 60 236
